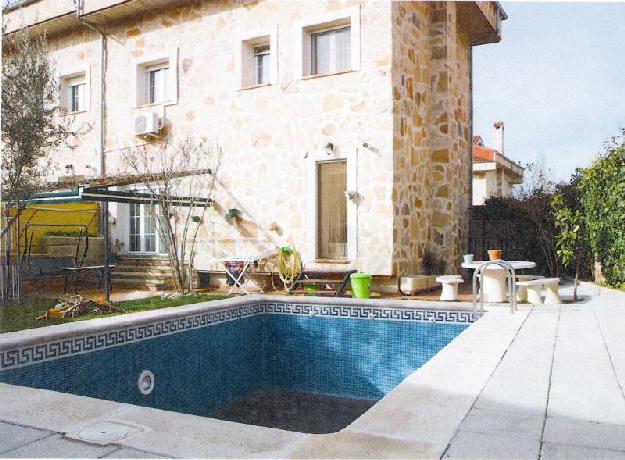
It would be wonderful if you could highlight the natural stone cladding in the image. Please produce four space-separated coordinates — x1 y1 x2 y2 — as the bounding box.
391 2 472 274
4 0 502 277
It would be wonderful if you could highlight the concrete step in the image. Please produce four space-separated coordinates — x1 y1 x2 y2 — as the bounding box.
116 257 171 267
111 270 173 279
112 278 167 287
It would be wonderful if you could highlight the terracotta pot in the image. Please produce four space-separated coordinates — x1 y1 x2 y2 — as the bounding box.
487 249 503 261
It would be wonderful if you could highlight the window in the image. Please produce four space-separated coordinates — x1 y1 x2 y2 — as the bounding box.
296 7 359 78
311 26 351 76
68 78 86 112
253 44 270 86
236 28 277 89
132 50 178 107
146 65 168 104
59 70 89 113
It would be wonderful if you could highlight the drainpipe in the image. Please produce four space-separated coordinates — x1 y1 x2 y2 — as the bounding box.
468 47 473 258
75 0 110 302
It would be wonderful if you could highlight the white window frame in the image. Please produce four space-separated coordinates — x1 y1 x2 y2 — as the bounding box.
296 7 360 78
132 49 178 108
305 147 358 263
235 26 278 89
58 66 91 114
145 63 169 105
253 44 271 86
310 25 351 76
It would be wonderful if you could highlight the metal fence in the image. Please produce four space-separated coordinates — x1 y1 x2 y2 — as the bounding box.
468 218 528 262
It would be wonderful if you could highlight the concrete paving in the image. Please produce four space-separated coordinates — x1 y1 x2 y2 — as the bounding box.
0 283 624 458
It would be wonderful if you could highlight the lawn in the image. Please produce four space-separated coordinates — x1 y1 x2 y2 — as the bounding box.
0 293 229 334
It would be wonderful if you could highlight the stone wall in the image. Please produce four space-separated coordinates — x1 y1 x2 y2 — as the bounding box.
36 0 398 275
391 2 472 275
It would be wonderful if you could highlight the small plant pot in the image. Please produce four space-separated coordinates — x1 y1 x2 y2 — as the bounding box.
226 208 241 220
463 254 474 264
487 249 503 261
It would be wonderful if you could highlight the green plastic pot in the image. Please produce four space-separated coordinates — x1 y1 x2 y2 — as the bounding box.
303 285 319 295
350 272 372 299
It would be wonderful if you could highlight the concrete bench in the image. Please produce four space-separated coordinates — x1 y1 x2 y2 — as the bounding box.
436 275 463 301
516 277 560 305
515 275 545 302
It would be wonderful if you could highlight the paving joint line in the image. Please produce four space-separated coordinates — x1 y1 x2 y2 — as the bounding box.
537 303 561 460
439 307 535 459
590 302 625 403
0 431 58 456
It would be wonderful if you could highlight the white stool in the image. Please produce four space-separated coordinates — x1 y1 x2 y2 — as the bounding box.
543 278 561 304
436 275 464 301
517 279 544 305
515 275 544 302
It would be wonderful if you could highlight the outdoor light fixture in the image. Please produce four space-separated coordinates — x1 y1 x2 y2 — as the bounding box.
65 164 74 174
325 142 335 155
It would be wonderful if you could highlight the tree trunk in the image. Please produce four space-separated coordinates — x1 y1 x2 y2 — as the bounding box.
574 265 579 301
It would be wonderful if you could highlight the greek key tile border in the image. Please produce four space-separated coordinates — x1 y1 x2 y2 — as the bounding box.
0 302 473 371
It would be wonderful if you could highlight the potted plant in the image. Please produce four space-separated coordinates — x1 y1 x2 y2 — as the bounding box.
487 249 503 261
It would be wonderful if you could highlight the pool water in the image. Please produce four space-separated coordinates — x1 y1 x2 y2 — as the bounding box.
0 311 467 433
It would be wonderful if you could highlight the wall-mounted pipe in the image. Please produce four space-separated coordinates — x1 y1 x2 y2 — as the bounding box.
74 0 110 301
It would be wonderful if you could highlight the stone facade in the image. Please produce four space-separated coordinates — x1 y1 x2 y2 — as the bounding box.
390 2 473 274
3 0 505 277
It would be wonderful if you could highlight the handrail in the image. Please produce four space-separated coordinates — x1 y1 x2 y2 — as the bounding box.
472 260 517 318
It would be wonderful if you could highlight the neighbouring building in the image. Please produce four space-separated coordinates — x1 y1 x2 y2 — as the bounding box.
472 122 523 206
3 0 507 286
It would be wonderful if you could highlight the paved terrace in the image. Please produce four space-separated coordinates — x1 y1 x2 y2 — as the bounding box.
0 283 624 458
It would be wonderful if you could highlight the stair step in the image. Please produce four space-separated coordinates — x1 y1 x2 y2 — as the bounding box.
112 278 167 287
298 278 342 284
111 271 173 278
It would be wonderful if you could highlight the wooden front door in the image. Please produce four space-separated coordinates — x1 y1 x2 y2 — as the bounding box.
317 160 347 259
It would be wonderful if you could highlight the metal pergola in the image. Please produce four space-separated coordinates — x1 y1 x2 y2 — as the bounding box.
1 169 213 301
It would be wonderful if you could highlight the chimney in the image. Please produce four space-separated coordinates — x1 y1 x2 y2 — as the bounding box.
493 121 504 155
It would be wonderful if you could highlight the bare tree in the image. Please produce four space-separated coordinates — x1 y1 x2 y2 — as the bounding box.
1 30 76 222
121 138 221 293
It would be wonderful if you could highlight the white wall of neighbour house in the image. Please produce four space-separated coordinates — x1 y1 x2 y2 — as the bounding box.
43 1 396 275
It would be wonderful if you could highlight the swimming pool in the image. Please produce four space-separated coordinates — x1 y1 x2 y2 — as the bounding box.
0 298 473 433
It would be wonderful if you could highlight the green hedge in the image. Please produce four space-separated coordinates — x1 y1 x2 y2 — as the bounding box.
578 137 625 287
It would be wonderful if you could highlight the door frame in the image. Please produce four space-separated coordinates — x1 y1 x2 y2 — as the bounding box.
124 201 168 256
305 147 358 263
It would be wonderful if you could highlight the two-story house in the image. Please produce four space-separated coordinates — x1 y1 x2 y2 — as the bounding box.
3 0 507 288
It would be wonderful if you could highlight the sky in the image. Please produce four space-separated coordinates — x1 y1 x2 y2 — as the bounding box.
473 1 625 181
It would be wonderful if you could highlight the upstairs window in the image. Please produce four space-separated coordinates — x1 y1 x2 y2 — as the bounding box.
68 77 86 112
297 7 359 78
59 70 89 114
253 44 270 86
236 31 276 89
311 26 351 76
132 51 178 107
146 64 168 104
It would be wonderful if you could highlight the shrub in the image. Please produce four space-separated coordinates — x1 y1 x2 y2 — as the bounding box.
578 132 625 287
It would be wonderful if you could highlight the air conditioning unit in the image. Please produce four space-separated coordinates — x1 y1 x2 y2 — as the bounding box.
134 112 162 136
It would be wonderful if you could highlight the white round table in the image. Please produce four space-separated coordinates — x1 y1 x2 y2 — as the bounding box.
461 261 536 303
